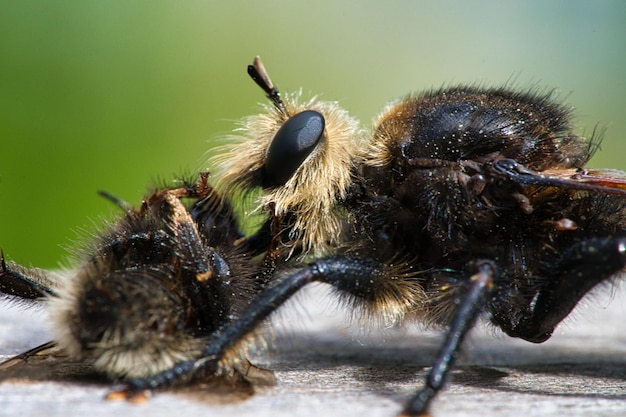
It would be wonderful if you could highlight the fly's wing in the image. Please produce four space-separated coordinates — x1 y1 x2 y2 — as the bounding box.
492 160 626 197
541 167 626 193
0 342 74 382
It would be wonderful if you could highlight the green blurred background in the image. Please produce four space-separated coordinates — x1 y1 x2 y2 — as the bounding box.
1 1 625 268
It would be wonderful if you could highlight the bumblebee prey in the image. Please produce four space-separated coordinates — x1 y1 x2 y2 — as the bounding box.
1 173 276 394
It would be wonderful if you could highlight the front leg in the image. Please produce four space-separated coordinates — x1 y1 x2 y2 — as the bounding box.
112 256 385 396
112 256 495 417
492 236 626 343
401 260 495 416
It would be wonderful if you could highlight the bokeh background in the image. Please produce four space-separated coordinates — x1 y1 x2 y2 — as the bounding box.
1 1 625 268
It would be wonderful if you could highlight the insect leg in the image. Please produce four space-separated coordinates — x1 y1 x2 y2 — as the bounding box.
0 252 61 374
401 261 495 417
506 236 626 343
113 256 391 396
0 251 57 300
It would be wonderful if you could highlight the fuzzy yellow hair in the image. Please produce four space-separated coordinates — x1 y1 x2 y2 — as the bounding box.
214 91 365 258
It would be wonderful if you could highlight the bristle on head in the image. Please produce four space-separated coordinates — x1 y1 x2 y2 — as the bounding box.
214 92 364 257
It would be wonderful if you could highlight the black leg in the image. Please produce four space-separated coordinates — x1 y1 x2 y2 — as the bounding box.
0 251 57 300
520 236 626 343
116 256 389 394
117 256 495 416
401 261 495 417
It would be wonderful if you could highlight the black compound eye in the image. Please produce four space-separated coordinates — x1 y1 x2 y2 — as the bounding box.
264 110 325 186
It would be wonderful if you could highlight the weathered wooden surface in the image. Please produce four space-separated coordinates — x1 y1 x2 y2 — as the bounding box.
1 284 625 417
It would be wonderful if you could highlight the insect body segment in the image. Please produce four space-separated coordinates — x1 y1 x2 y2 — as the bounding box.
1 173 272 382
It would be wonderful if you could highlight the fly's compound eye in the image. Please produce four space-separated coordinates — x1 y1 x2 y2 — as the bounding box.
264 110 325 186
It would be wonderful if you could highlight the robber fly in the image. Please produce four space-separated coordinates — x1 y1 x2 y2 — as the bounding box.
105 57 626 416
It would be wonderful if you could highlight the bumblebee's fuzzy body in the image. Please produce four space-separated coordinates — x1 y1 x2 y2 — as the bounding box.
1 175 270 381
